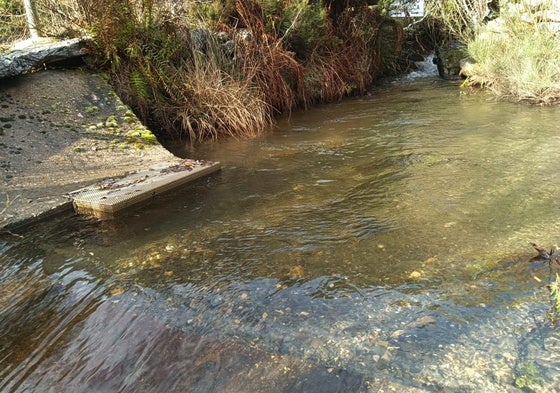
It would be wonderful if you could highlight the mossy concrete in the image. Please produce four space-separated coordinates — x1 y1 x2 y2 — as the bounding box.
0 69 180 231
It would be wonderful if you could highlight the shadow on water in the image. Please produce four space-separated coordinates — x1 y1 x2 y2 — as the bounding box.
2 79 560 392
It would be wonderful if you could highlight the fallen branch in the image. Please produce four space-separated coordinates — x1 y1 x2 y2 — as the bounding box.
531 242 560 264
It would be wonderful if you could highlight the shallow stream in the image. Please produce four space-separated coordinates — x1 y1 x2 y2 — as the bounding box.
2 76 560 392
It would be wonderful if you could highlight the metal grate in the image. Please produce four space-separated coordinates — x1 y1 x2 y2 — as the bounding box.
68 160 221 218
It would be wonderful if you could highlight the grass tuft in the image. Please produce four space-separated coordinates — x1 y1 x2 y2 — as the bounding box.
467 18 560 104
435 0 560 104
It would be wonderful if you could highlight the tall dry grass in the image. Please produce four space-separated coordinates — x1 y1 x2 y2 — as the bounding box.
335 7 402 94
0 0 85 51
234 0 306 112
2 0 404 140
175 68 271 141
427 0 490 44
233 1 402 108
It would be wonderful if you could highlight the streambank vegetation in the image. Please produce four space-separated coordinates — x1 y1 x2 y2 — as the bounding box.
84 0 407 142
3 1 560 140
433 0 560 104
1 0 409 141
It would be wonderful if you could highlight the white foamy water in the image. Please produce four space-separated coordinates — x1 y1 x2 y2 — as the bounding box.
403 53 439 79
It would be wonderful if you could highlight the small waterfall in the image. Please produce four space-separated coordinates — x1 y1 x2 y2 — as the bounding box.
403 53 439 79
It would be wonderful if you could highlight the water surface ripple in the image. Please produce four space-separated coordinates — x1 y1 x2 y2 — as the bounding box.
2 79 560 392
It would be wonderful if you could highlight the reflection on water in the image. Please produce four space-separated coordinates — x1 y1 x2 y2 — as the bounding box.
2 79 560 392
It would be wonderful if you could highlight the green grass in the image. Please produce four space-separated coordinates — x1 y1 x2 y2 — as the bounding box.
464 1 560 104
548 273 560 324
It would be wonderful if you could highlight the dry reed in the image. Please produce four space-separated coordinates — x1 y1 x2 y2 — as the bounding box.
234 0 306 112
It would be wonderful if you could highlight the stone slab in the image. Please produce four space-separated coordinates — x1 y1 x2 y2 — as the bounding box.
0 37 88 79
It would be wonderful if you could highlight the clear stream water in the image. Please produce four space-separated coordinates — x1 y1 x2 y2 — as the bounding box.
2 75 560 392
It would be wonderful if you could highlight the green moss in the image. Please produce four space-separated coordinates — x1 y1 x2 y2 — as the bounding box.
125 127 158 146
121 109 136 124
85 105 99 114
105 115 119 128
515 361 544 390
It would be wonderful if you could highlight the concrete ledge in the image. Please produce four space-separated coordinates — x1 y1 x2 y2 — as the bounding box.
0 69 189 232
1 198 75 232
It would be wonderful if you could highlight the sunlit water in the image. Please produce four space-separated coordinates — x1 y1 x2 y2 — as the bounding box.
2 78 560 392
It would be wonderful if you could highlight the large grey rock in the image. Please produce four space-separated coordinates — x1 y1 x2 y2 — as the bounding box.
0 38 88 79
